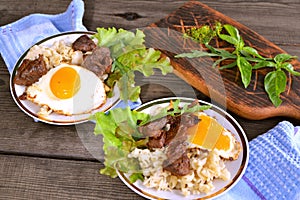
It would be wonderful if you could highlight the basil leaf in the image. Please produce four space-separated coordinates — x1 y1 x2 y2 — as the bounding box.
219 61 237 69
246 57 271 63
253 60 276 69
264 70 287 107
218 24 243 50
223 24 240 41
212 58 228 68
241 46 264 59
218 34 239 46
175 50 219 58
281 62 300 76
274 54 297 63
205 44 236 58
237 56 252 88
237 37 245 51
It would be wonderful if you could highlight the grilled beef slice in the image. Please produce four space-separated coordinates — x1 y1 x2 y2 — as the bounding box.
146 132 166 149
138 117 168 138
164 115 181 145
72 35 97 53
13 54 48 86
144 113 199 149
163 152 190 176
163 113 199 176
139 110 201 176
81 47 112 78
163 141 190 176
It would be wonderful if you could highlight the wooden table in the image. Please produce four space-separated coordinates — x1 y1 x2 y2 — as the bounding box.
0 0 299 199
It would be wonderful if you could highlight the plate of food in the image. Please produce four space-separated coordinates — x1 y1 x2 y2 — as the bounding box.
10 28 173 125
10 31 120 125
93 97 249 199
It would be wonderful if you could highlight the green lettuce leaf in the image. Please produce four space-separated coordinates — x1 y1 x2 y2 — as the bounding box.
92 107 150 178
93 27 173 102
93 27 145 58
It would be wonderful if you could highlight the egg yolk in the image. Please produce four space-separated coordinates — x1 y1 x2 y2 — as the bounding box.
189 115 231 151
50 67 81 99
214 132 231 151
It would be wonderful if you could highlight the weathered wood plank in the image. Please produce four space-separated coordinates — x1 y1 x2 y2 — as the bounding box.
0 1 299 199
201 0 300 45
0 154 143 199
0 0 299 46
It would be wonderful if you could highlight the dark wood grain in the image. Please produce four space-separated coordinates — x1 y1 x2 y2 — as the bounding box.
0 154 143 199
149 1 300 120
0 0 299 199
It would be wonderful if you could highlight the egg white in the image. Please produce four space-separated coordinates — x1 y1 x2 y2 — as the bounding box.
214 130 241 160
26 63 106 116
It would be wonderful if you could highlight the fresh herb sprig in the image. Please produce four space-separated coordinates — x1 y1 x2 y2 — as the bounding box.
176 23 300 107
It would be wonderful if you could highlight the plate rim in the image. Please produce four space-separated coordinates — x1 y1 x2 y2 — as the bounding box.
118 97 249 200
9 31 121 125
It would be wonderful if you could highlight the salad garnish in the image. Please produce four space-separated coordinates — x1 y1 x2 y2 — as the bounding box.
93 27 173 102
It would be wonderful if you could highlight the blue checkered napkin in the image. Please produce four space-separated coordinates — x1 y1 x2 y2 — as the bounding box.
218 121 300 200
0 0 87 74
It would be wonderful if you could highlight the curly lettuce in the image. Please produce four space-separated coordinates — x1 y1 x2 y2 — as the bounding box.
93 27 173 102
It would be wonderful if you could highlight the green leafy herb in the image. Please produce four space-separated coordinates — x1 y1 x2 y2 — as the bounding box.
93 27 173 102
263 54 299 107
237 56 252 88
184 22 222 44
264 70 287 107
92 99 211 181
176 22 300 107
145 99 212 123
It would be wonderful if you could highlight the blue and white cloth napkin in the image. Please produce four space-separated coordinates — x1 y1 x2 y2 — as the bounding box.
0 0 87 74
0 1 300 199
217 121 300 200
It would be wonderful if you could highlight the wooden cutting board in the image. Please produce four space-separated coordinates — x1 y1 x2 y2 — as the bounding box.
146 1 300 120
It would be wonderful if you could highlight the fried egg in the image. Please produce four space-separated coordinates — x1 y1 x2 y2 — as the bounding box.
188 114 241 160
213 129 241 160
26 63 106 116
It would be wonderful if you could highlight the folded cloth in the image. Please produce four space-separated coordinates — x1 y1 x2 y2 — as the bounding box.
0 0 86 74
0 0 141 122
217 121 300 200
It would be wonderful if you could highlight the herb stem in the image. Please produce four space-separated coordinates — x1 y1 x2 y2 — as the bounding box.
176 22 299 107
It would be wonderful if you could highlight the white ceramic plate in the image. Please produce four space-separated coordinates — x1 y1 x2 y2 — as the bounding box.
10 32 121 125
118 97 249 200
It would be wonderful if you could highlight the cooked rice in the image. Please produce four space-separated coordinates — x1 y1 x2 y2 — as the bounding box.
128 144 230 196
25 40 84 69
